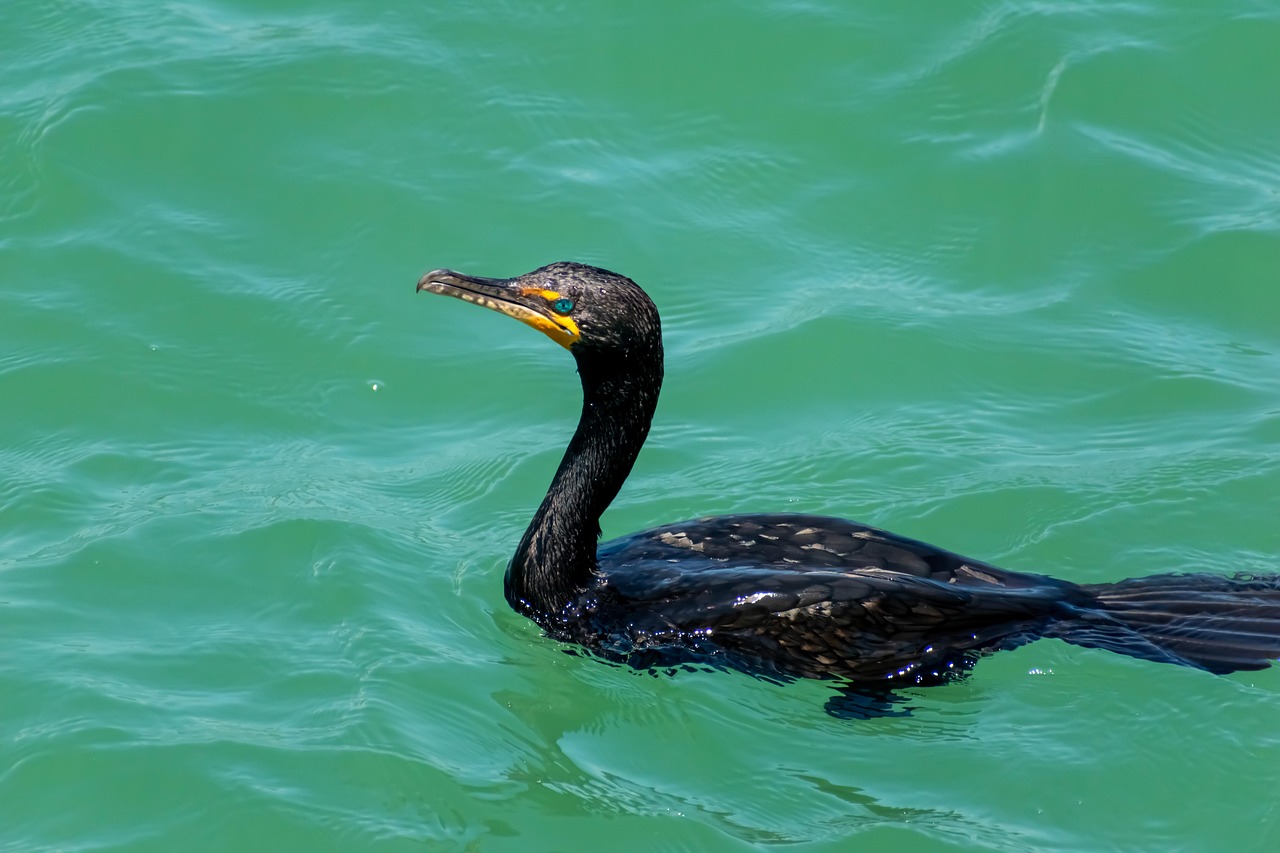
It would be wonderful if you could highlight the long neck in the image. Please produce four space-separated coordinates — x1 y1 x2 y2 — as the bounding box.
506 347 662 621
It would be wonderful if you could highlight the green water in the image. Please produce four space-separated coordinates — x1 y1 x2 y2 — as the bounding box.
4 1 1280 850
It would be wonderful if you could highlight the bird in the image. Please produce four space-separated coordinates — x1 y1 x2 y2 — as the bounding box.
417 261 1280 706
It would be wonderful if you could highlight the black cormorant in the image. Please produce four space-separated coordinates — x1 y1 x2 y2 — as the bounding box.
417 262 1280 698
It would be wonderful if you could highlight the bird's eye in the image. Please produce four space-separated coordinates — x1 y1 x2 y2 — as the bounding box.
552 298 575 315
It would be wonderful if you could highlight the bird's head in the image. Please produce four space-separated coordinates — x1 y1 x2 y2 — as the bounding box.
417 262 661 361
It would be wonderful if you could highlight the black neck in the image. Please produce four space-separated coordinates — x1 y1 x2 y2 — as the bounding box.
505 346 663 621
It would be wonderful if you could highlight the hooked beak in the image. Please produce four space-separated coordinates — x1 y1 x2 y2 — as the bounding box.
417 268 580 350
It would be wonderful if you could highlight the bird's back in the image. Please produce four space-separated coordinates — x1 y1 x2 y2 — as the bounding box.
566 513 1087 682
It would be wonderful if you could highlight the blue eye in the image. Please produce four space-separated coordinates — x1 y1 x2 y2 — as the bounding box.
552 298 574 314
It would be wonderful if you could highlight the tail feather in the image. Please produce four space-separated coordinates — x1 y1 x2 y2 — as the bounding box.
1051 573 1280 674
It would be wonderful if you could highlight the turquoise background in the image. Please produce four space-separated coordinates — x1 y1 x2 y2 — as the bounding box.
3 2 1279 850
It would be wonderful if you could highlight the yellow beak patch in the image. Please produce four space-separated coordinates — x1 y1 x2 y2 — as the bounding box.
505 288 579 349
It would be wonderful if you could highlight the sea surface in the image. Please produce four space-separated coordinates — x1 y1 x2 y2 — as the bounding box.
3 2 1280 850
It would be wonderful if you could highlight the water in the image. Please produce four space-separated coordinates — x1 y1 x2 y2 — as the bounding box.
3 1 1280 849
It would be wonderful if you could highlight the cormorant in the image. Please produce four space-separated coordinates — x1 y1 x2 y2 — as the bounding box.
417 261 1280 699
